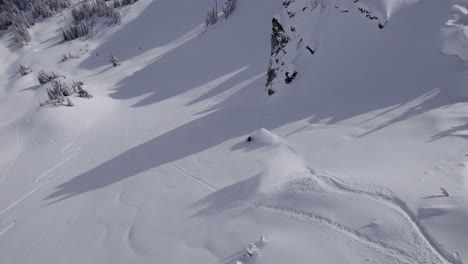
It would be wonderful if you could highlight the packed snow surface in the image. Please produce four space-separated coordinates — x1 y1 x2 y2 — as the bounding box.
1 0 468 263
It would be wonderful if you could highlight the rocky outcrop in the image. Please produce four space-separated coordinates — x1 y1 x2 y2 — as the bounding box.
265 0 387 95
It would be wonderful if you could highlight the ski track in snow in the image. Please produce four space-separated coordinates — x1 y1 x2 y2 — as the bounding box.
251 168 459 264
35 152 79 183
0 220 16 237
168 157 458 263
1 110 35 184
315 172 461 264
0 179 50 216
258 205 413 264
169 163 219 192
1 125 23 184
0 110 81 236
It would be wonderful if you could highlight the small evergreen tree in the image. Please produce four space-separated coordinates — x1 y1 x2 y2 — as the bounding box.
71 0 121 25
110 52 119 67
223 0 236 19
205 0 218 27
13 24 31 45
18 64 31 76
50 79 72 96
65 97 74 106
37 70 61 85
62 22 93 41
72 80 92 98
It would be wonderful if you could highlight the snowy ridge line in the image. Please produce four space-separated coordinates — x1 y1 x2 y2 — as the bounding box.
0 179 50 216
0 220 16 237
258 205 413 264
315 172 461 264
169 163 219 192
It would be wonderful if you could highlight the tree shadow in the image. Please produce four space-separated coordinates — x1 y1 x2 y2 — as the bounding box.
288 0 468 135
417 207 447 220
19 85 40 92
429 123 468 142
106 0 276 107
356 89 446 138
358 221 378 230
79 0 217 70
2 32 21 53
85 65 113 78
421 194 449 199
44 0 467 205
44 73 280 204
188 174 261 218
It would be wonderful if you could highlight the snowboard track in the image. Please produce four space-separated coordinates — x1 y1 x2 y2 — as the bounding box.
315 171 461 264
0 220 16 237
258 204 414 264
170 160 460 264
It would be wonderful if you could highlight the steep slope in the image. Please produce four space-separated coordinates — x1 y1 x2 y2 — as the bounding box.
0 0 467 263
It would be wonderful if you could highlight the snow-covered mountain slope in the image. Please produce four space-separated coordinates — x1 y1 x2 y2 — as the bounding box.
1 0 468 263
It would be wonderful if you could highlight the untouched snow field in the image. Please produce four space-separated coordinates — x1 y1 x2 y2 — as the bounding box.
1 0 468 263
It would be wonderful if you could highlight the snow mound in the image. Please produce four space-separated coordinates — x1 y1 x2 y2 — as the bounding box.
249 128 284 146
257 145 308 194
249 129 310 195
